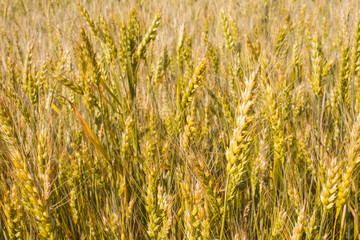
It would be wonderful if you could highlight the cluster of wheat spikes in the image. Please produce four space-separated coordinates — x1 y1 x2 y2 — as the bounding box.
2 0 360 239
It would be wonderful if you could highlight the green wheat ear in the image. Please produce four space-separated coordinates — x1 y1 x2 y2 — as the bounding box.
136 11 162 60
181 58 207 110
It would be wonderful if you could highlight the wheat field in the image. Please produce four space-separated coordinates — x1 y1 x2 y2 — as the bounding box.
1 0 360 239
